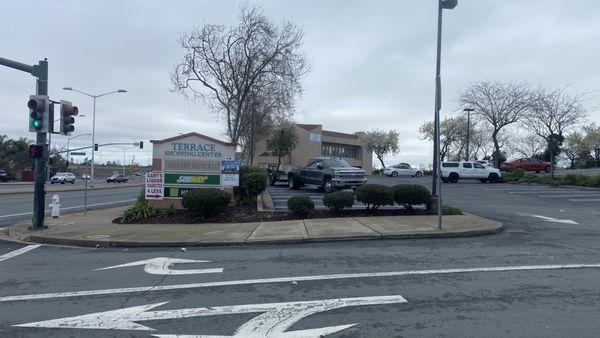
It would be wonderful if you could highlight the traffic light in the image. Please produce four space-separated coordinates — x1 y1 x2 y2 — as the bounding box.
139 141 143 149
28 145 44 159
28 95 49 133
60 100 78 136
94 143 98 151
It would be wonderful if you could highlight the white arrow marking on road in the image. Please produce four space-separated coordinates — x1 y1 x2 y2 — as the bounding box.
95 257 223 275
0 245 41 263
518 213 578 225
2 263 600 303
15 295 407 337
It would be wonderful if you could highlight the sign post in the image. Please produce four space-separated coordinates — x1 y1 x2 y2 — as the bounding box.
145 171 164 200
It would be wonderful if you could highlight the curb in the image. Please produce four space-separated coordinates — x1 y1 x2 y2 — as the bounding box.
0 183 144 195
505 181 600 191
19 223 503 248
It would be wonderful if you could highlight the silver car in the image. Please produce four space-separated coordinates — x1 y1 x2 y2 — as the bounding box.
384 164 423 177
50 172 76 184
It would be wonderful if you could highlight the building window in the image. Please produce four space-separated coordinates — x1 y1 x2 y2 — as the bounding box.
321 143 359 159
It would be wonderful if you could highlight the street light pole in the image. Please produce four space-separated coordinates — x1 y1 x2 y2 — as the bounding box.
62 87 127 186
464 108 474 161
431 0 457 230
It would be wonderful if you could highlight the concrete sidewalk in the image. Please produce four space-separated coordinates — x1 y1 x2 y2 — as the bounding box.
4 207 503 247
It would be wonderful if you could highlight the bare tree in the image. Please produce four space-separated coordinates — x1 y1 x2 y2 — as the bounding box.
460 81 533 168
510 133 545 158
419 116 466 161
360 130 400 169
171 5 308 151
524 86 588 176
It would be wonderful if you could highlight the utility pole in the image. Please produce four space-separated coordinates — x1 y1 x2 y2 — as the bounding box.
464 108 474 161
0 57 48 229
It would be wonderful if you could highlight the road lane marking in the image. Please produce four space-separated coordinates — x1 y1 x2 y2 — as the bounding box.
2 263 599 303
0 199 136 219
96 257 224 275
484 188 550 191
570 198 600 202
538 194 600 198
0 245 41 263
509 190 568 194
517 213 578 224
14 295 407 335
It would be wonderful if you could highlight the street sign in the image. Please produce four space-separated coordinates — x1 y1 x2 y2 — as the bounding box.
70 152 85 156
145 171 164 200
221 160 240 187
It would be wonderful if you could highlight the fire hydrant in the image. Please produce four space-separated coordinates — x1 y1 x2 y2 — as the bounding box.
49 194 60 218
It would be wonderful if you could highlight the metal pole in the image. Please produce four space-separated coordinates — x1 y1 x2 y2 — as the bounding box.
32 59 48 230
433 1 444 229
84 177 88 214
465 109 471 161
432 1 443 198
91 96 96 187
123 148 126 175
47 131 52 180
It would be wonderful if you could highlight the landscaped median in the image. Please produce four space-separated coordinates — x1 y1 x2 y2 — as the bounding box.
4 206 503 248
0 181 144 195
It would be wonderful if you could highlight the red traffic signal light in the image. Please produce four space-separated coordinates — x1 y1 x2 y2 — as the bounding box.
28 145 44 159
60 100 79 135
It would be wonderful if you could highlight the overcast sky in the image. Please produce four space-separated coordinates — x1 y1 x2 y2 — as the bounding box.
2 0 599 167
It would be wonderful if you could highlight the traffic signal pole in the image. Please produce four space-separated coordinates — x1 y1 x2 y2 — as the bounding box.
0 57 48 229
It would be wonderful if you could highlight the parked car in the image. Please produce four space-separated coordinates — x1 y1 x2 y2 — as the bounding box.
288 157 367 193
0 169 8 182
81 174 91 180
475 160 494 168
268 164 289 186
383 164 423 177
441 161 501 183
50 172 76 184
106 174 128 183
501 158 551 173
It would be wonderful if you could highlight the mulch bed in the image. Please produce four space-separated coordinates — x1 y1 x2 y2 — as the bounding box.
113 205 445 225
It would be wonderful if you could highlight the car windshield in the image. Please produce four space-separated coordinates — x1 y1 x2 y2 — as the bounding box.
323 158 351 168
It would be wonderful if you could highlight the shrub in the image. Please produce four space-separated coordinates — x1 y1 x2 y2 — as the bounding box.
287 195 314 218
442 205 462 215
502 167 526 182
163 203 175 217
537 176 558 186
322 191 355 212
355 184 394 211
518 173 539 184
392 184 432 210
562 173 592 186
121 199 156 223
181 188 231 219
588 175 600 188
238 166 268 203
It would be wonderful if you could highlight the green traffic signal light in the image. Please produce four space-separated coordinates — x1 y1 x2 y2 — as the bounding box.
33 120 41 128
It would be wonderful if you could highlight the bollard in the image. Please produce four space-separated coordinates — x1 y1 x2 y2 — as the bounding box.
49 194 61 218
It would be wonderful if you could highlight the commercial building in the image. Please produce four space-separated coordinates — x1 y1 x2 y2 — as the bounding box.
253 124 373 174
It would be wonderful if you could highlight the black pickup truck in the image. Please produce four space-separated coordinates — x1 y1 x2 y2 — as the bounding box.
287 157 367 193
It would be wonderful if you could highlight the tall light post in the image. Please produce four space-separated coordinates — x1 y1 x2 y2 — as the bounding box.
464 108 474 161
62 87 127 185
431 0 458 229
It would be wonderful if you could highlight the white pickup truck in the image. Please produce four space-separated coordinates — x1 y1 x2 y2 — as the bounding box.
441 161 501 183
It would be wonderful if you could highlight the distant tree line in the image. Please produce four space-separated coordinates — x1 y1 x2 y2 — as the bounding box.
420 81 596 172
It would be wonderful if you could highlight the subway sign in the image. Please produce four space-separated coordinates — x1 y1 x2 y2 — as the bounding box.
164 173 220 185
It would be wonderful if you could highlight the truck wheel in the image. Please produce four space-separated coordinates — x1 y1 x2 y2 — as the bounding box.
288 175 300 190
449 173 459 183
323 179 335 194
488 173 499 183
61 180 65 184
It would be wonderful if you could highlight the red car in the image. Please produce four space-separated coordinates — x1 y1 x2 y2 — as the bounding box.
501 158 551 173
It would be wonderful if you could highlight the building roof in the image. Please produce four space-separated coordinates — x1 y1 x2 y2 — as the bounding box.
296 123 321 131
150 132 235 146
322 130 359 140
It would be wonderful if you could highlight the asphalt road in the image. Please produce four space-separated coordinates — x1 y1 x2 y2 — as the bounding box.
1 176 599 337
0 186 141 227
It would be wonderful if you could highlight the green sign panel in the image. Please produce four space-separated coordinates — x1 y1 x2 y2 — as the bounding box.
164 172 220 185
70 152 85 156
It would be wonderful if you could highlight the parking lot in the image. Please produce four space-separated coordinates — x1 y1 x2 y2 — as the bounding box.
268 174 600 212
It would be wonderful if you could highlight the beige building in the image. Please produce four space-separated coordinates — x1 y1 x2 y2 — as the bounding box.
253 124 373 174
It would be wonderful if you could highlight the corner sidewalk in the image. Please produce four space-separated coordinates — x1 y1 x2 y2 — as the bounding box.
4 207 503 247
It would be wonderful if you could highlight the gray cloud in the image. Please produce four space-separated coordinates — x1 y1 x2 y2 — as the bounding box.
1 0 598 167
